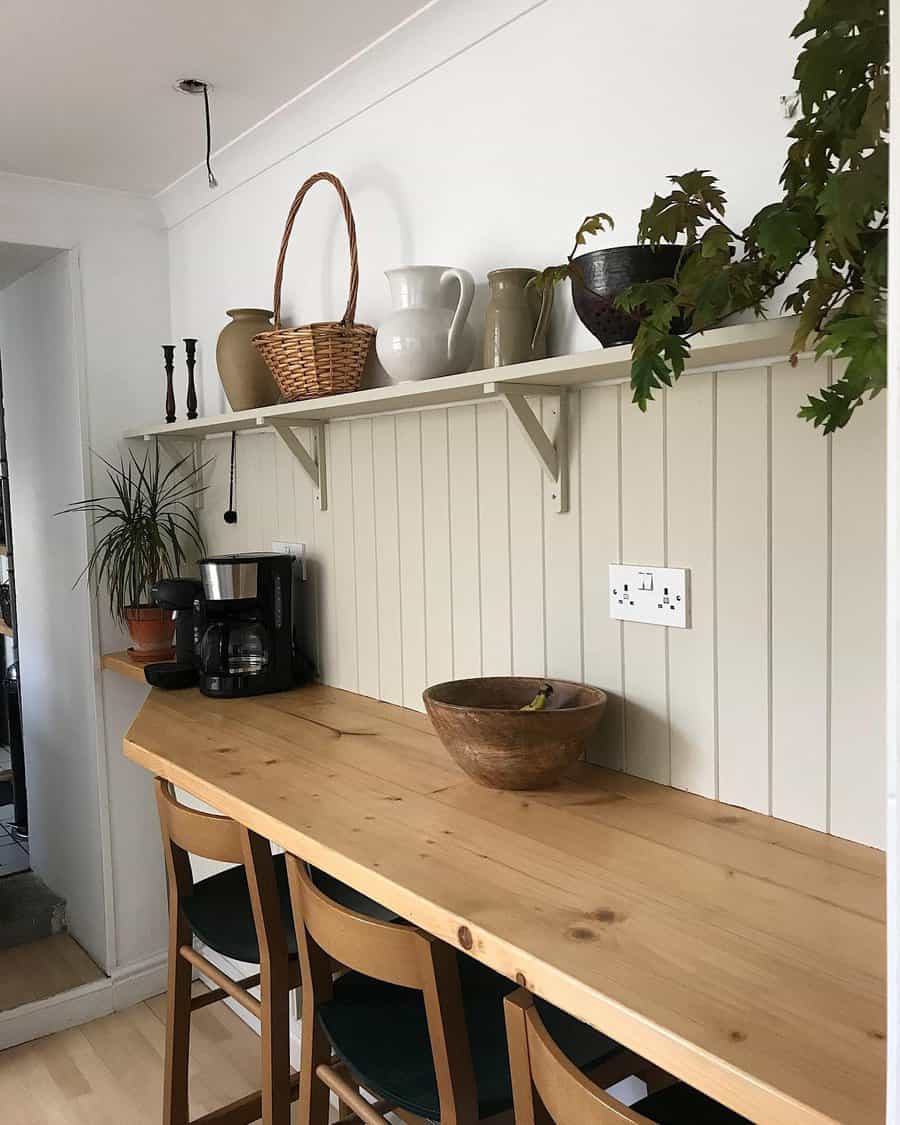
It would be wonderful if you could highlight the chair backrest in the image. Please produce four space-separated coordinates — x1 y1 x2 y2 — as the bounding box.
156 778 245 864
504 990 650 1125
154 777 289 968
285 854 480 1125
291 859 427 987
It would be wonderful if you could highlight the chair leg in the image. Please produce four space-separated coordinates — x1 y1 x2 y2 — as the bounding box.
297 993 331 1125
163 936 193 1125
260 962 292 1125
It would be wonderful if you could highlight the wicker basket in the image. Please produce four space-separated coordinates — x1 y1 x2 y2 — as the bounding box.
253 172 375 401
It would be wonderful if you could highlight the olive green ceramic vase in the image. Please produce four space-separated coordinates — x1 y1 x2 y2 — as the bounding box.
483 268 553 369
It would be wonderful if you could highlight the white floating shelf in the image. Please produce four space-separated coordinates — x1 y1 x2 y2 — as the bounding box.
128 316 802 514
127 316 801 440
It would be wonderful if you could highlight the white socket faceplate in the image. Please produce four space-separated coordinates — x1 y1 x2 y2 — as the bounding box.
609 565 690 628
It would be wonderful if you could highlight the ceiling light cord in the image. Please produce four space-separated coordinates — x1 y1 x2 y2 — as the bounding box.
202 83 218 189
175 79 219 190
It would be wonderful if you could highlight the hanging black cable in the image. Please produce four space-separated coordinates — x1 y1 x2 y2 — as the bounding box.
175 79 218 190
224 431 238 524
202 83 217 189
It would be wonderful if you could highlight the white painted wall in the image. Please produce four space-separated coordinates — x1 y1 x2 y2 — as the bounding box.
160 0 885 847
0 251 109 963
0 172 171 974
165 0 803 412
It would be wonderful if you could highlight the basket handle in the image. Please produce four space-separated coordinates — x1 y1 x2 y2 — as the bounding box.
272 171 361 330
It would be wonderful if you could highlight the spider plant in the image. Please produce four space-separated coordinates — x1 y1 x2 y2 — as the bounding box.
61 444 208 626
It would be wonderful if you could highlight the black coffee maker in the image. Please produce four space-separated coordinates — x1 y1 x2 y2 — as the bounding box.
196 553 295 698
147 577 204 689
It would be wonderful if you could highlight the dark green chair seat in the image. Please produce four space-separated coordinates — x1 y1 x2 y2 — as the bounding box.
632 1082 751 1123
318 953 622 1121
183 857 397 965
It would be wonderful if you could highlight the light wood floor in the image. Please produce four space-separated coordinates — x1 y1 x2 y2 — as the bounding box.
0 934 104 1012
0 985 263 1124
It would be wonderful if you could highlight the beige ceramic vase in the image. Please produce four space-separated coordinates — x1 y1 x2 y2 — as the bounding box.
216 308 281 411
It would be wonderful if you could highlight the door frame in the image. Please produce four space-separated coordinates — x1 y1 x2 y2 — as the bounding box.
64 246 118 975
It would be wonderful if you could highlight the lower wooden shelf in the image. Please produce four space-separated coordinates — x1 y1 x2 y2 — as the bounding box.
101 651 150 685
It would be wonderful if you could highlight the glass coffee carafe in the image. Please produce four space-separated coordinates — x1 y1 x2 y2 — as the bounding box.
199 614 270 677
196 552 296 699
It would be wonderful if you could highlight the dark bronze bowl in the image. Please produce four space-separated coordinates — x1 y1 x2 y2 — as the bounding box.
570 245 689 347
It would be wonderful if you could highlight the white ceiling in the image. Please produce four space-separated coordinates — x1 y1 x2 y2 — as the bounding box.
0 0 426 195
0 243 62 292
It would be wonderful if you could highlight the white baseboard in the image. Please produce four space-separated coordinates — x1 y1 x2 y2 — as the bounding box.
0 949 168 1051
110 950 169 1010
0 978 113 1051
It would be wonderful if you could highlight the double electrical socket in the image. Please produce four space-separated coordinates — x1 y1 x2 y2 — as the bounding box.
608 564 690 628
271 540 307 580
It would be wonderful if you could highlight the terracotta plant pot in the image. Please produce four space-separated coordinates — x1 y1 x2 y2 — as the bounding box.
125 606 175 664
423 677 607 790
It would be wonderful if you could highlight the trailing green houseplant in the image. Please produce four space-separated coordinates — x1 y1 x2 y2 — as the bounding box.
61 445 207 656
532 212 617 293
536 0 887 433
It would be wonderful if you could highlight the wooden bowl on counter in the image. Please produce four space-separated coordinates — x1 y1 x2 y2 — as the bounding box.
423 677 607 790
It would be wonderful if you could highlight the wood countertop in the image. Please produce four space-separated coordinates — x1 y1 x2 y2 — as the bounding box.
102 650 151 684
122 681 885 1125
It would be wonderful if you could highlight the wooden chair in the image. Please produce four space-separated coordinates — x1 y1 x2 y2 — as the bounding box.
284 855 642 1125
155 778 300 1125
504 990 751 1124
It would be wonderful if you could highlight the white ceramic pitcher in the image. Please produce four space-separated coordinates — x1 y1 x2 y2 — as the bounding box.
376 265 475 382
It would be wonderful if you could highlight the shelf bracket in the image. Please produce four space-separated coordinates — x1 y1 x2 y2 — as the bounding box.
271 422 328 511
486 383 569 513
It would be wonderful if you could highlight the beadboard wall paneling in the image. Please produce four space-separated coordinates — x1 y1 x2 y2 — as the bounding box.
396 413 427 708
771 361 830 831
477 404 512 678
715 368 771 815
830 397 887 845
373 415 404 707
620 389 669 784
666 374 717 799
580 387 624 771
197 357 886 848
508 397 546 678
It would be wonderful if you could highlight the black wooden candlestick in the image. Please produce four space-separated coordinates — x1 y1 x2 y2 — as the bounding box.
162 345 176 423
184 338 198 420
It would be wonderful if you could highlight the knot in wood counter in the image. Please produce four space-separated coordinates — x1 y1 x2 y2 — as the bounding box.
117 675 885 1125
